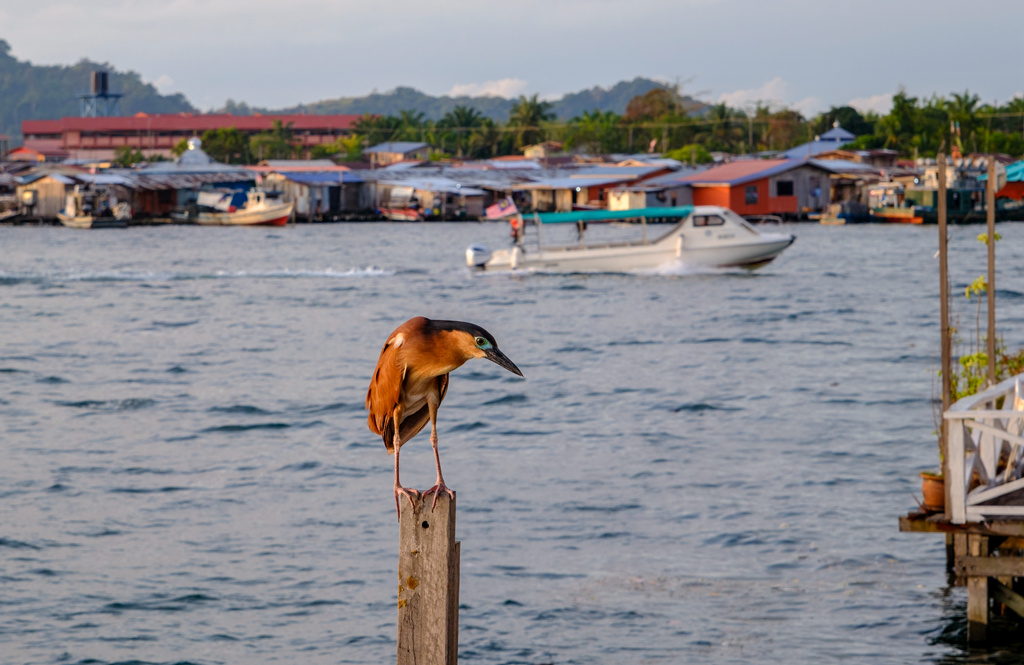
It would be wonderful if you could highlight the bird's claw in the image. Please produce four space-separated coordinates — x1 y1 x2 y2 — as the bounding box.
422 482 456 511
394 486 421 519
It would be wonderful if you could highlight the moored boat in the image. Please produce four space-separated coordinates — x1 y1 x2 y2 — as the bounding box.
187 189 293 226
58 186 130 229
466 205 795 273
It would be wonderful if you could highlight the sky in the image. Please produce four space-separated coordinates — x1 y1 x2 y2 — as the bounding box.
2 0 1022 116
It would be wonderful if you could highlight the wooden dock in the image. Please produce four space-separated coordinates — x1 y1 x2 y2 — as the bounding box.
900 512 1024 642
902 154 1024 643
901 372 1024 642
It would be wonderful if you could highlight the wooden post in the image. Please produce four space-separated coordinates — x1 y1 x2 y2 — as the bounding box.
986 157 997 387
397 493 460 665
938 153 952 516
967 533 989 644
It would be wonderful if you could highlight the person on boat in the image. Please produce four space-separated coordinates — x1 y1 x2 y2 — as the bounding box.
510 215 524 245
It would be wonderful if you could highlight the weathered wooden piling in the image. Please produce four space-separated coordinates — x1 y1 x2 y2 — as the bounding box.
985 156 997 387
397 493 460 665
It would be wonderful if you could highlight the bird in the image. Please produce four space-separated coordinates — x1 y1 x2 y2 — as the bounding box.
366 316 523 517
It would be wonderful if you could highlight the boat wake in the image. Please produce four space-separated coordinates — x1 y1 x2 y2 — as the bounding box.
0 267 394 285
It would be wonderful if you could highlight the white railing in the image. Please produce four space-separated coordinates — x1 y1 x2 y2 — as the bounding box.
946 374 1024 523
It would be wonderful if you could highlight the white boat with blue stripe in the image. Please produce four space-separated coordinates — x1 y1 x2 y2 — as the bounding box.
466 205 795 273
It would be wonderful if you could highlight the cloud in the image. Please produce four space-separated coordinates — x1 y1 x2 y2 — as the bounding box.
718 78 824 116
846 92 894 115
447 78 528 99
718 77 789 109
152 74 174 92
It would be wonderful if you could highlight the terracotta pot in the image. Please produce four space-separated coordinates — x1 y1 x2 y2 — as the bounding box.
920 472 945 513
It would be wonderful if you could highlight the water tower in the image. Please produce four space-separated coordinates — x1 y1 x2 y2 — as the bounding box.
79 70 123 117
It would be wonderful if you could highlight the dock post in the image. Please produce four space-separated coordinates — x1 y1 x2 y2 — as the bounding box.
397 493 460 665
967 533 989 643
985 156 997 387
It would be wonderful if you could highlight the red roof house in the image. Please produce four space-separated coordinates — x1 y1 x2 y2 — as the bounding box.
679 159 831 217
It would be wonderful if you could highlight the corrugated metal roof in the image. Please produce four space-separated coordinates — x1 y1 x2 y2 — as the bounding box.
809 159 884 175
380 160 426 171
378 177 484 195
274 171 363 185
514 175 635 190
569 165 667 178
261 159 340 169
618 166 709 188
679 159 806 186
820 125 856 141
781 140 851 159
131 172 255 190
364 142 429 154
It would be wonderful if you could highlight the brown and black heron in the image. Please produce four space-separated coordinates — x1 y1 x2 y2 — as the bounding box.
366 317 523 516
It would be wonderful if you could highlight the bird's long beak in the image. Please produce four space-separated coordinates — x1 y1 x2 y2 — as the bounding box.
485 348 524 377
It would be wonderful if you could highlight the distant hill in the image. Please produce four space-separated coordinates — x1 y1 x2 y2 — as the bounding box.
0 37 706 143
220 77 708 122
0 39 195 141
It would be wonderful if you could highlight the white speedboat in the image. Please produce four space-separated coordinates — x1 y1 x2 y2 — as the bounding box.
466 205 795 272
187 189 294 226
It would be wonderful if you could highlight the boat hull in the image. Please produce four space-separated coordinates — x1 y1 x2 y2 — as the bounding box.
57 213 129 229
479 233 795 272
193 201 294 226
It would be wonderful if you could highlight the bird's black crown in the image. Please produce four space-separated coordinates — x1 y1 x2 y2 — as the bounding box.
429 319 498 347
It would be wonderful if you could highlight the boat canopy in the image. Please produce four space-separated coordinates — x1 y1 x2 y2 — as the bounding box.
534 205 694 224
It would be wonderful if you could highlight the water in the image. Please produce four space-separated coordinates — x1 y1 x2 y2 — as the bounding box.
2 221 1024 665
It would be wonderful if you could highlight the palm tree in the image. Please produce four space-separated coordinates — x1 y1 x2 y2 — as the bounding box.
566 110 622 155
948 90 980 152
439 106 485 157
353 113 403 146
509 94 555 149
250 120 296 160
396 110 427 142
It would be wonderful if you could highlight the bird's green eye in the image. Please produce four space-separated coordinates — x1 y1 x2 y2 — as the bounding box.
474 336 490 348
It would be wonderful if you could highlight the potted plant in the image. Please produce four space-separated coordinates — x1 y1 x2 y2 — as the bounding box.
919 469 945 513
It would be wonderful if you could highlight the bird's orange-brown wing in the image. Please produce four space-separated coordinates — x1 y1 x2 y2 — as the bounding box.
395 373 448 446
366 334 407 452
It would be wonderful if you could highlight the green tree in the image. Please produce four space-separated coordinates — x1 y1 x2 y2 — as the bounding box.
565 109 623 154
397 109 427 141
171 137 189 157
624 88 676 122
438 106 485 157
467 117 503 158
310 134 366 161
250 119 297 160
664 143 713 164
200 126 251 164
353 113 402 146
811 105 873 136
112 145 147 167
948 90 981 152
509 94 554 149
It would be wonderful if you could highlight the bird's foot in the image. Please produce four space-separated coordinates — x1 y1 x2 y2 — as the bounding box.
394 485 421 519
422 481 456 511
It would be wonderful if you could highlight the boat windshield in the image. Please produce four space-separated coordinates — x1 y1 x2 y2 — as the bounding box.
720 208 761 235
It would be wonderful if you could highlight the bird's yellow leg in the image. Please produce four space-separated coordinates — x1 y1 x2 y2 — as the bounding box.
422 397 455 510
393 430 419 518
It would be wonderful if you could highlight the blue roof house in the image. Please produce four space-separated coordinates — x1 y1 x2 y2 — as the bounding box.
781 122 856 159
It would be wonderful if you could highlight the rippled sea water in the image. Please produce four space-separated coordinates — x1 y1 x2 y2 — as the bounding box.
3 221 1024 665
